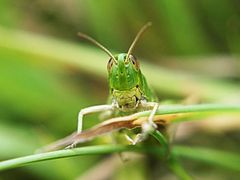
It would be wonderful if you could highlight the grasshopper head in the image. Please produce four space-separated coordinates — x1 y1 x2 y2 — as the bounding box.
77 22 151 93
108 53 140 91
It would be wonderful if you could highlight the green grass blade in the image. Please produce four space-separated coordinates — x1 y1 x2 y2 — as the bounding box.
151 130 192 179
1 145 240 173
0 145 164 171
167 155 193 180
151 130 169 149
135 104 240 123
174 146 240 172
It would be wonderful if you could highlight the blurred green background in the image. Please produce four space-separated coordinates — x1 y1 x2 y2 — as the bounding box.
0 0 240 179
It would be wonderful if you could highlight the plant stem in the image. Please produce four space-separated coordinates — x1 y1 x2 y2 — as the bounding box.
167 155 192 180
151 130 192 179
151 130 169 149
156 103 240 115
1 145 240 172
0 145 163 171
173 146 240 172
136 104 240 122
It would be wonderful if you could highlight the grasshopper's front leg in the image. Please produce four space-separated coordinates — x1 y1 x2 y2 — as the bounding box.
65 104 114 149
77 104 114 133
127 101 159 145
141 101 159 132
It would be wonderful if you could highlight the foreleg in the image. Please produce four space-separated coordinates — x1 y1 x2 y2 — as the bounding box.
77 105 113 133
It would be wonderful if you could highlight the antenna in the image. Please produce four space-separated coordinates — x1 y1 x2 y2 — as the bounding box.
77 32 117 64
126 22 152 61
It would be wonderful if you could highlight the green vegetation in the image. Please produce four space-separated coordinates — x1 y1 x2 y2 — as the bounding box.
0 1 239 179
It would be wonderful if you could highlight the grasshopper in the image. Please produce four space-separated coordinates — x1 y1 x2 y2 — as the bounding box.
70 22 159 146
41 22 161 151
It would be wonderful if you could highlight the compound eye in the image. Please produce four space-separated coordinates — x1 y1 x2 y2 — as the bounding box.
107 58 114 71
129 54 139 69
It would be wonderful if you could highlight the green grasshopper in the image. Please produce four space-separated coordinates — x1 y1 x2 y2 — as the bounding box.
68 22 159 147
39 26 190 176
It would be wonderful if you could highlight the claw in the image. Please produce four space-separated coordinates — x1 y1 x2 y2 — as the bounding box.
125 134 134 144
132 134 145 145
125 134 145 145
65 142 77 149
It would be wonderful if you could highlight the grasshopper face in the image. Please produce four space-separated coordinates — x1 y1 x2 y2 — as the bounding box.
108 53 140 91
108 53 143 111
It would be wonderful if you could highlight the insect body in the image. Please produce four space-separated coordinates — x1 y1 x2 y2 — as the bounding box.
73 22 159 146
